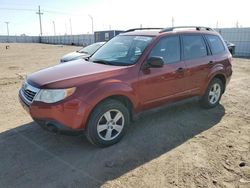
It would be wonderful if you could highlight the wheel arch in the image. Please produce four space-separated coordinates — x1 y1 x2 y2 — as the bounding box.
202 71 227 95
97 95 134 117
82 84 138 129
213 74 226 93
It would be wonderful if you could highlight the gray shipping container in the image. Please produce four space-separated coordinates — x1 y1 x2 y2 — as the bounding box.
94 30 124 42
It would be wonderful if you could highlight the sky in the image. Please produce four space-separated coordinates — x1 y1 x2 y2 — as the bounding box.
0 0 249 36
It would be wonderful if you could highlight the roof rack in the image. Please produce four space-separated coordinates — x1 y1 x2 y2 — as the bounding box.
124 28 163 33
160 26 214 33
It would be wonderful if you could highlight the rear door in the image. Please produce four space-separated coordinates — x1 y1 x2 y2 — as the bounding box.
181 34 212 94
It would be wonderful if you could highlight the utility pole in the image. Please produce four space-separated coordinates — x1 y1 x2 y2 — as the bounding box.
216 20 219 28
69 18 72 35
53 21 56 35
36 5 43 36
88 15 94 34
5 22 9 36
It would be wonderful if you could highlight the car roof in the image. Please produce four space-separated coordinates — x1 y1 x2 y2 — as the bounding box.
120 26 219 37
120 29 161 36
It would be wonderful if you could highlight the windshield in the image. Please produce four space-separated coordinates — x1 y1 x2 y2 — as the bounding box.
90 35 153 66
78 42 104 55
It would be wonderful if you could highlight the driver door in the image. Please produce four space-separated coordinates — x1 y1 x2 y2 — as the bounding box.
138 35 188 109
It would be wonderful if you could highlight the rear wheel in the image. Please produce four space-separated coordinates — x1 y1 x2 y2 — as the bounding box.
201 78 224 108
85 99 130 147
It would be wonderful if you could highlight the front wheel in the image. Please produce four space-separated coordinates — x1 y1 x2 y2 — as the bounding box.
201 78 224 108
85 99 130 147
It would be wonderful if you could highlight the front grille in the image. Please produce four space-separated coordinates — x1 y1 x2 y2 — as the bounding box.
21 82 40 103
23 89 37 101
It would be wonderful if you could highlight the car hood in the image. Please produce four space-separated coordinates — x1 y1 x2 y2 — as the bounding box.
27 60 128 88
60 51 89 62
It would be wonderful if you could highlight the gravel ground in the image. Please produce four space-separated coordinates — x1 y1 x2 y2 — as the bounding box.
0 43 249 188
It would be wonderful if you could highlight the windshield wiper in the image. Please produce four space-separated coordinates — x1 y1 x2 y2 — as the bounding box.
92 60 114 65
92 59 132 66
79 51 88 54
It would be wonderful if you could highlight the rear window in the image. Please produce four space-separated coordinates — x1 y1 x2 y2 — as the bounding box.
205 35 225 54
182 35 208 60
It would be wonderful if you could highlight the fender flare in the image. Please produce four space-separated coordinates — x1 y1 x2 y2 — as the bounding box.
84 80 139 112
201 65 227 95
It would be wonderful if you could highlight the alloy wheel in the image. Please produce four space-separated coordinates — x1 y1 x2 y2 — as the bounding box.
97 109 125 141
208 83 221 104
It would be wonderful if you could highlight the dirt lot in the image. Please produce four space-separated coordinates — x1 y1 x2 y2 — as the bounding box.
0 43 249 188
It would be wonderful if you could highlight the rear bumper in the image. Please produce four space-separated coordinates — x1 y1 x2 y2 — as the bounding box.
19 90 92 130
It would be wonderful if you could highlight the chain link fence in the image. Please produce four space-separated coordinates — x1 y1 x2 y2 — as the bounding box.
216 28 250 57
41 34 94 46
0 34 94 46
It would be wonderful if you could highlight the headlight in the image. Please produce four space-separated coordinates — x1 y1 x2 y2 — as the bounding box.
34 87 76 103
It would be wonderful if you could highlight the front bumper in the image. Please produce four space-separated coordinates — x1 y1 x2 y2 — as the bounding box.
34 119 83 135
19 90 91 131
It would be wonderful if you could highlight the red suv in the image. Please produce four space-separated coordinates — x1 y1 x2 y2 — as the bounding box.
19 26 232 147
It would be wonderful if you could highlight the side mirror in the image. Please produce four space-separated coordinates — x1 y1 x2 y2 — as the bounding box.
146 56 164 68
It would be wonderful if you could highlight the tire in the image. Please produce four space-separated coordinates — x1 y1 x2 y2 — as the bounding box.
201 78 224 108
85 99 130 147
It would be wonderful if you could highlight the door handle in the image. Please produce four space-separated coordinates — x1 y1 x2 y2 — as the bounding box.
176 67 185 73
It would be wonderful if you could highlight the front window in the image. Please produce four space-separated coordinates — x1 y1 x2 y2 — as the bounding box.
148 36 180 64
90 35 153 66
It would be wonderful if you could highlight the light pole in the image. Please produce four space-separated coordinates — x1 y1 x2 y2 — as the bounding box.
5 22 9 36
65 23 68 35
88 15 94 34
53 21 56 35
171 17 175 27
69 18 72 35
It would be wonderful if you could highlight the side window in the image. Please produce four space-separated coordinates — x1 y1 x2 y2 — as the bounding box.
183 35 207 60
205 35 225 54
149 36 180 64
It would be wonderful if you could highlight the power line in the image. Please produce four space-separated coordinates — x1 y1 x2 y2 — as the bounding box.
0 6 89 35
0 7 36 11
0 7 83 16
43 10 81 16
